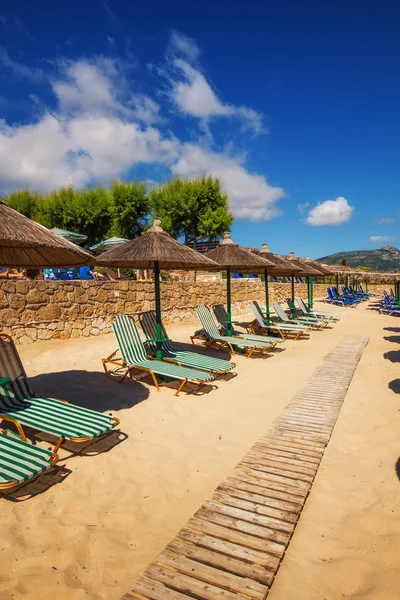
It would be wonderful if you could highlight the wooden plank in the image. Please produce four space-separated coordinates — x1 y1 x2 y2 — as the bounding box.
231 473 307 503
219 480 303 513
156 550 268 599
186 516 286 557
239 460 314 484
132 577 191 599
177 528 280 571
166 538 274 586
237 467 311 493
241 454 317 477
213 491 298 523
145 564 250 599
196 507 290 545
250 446 320 467
203 500 295 534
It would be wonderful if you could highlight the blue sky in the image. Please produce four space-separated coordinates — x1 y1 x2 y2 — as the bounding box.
0 0 399 258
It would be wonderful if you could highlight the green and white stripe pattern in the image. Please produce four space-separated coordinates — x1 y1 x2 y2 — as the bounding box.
212 304 283 344
250 301 306 332
0 336 117 441
273 303 317 329
113 316 213 382
295 296 340 320
139 311 235 373
0 432 53 486
197 306 274 349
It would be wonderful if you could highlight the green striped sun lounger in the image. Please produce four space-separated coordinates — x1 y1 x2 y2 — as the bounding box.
193 306 275 358
138 311 236 375
295 296 341 321
273 303 325 330
103 315 214 396
212 304 284 347
0 334 120 452
0 429 58 490
249 301 307 340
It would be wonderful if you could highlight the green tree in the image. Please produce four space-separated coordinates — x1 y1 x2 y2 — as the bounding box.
149 176 233 248
4 189 42 220
108 180 149 239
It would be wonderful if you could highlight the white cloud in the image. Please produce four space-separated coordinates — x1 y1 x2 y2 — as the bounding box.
369 236 397 243
172 144 284 221
0 15 6 25
168 58 264 134
0 47 284 220
376 217 395 225
168 30 200 62
297 202 309 214
13 16 35 40
306 197 354 226
130 94 163 124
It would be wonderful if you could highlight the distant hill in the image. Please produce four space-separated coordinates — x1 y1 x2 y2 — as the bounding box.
317 246 400 272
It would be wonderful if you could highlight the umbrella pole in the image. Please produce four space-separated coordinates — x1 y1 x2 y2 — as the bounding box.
226 266 232 336
308 276 313 310
290 274 295 318
264 268 270 325
154 260 163 360
336 272 339 292
365 279 368 293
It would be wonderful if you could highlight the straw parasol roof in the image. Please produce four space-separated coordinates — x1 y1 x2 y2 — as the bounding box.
0 201 94 267
286 252 323 276
302 256 332 276
204 233 275 272
96 218 219 270
249 243 302 275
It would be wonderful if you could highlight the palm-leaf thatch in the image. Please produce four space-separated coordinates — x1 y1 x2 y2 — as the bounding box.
96 219 218 270
0 201 93 267
249 243 302 275
204 233 275 272
286 252 323 276
302 256 332 276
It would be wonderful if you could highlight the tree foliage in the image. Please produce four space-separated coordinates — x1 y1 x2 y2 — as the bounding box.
2 176 233 248
149 176 233 247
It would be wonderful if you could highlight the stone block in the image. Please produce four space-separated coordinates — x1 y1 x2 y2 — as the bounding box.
0 308 20 325
60 331 71 340
38 304 61 321
38 328 53 340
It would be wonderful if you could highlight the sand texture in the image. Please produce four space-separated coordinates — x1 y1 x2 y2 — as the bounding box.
1 301 399 600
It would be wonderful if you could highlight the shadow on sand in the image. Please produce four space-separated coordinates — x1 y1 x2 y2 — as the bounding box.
383 336 400 344
383 351 400 363
1 464 72 502
396 458 400 481
388 379 400 394
383 327 400 333
30 369 149 412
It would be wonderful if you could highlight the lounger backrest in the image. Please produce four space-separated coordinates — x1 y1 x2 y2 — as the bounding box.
273 303 290 322
197 305 221 339
139 311 173 354
113 315 147 364
212 305 228 330
250 301 266 327
0 334 32 404
296 296 308 313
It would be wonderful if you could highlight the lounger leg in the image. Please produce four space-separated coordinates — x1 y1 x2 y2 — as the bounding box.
149 371 160 392
53 436 65 454
174 379 187 397
247 347 254 358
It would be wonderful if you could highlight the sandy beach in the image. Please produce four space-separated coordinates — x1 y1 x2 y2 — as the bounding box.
1 301 399 600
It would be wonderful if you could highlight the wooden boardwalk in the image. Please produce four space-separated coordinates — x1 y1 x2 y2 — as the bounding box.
121 334 369 600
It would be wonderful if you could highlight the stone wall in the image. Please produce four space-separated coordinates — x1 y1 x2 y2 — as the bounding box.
0 279 350 344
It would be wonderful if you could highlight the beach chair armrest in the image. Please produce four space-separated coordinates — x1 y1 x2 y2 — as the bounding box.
0 377 11 388
219 320 239 325
146 338 171 344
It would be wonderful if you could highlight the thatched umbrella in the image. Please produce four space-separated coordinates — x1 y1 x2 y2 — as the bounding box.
250 243 302 324
96 218 219 359
204 232 275 335
287 252 323 313
0 201 93 267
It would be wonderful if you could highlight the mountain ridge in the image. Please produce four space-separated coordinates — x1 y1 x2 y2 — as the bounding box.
317 245 400 271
